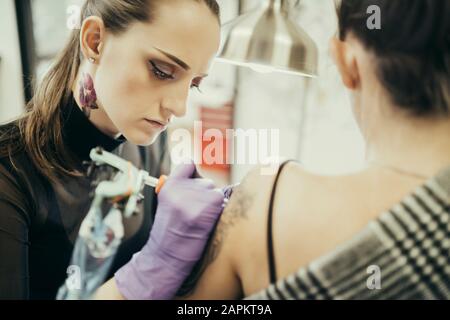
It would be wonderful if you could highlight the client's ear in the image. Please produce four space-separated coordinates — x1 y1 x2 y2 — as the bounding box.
330 36 360 90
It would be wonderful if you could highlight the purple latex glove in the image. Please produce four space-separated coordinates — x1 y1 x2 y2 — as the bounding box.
114 160 225 300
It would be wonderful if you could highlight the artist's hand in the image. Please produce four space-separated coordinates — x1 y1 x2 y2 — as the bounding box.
114 160 225 300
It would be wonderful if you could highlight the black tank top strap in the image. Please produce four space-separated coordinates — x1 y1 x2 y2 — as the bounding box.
267 160 295 285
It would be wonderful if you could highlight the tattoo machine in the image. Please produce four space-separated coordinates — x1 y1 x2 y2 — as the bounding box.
57 147 167 300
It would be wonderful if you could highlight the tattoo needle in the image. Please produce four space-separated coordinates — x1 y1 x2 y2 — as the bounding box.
144 174 167 194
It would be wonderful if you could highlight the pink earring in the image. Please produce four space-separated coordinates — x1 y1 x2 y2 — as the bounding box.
79 72 99 118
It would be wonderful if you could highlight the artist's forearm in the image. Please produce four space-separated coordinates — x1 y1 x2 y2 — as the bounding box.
93 277 126 300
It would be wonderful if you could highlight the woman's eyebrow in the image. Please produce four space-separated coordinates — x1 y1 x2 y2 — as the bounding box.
154 47 191 71
153 47 209 77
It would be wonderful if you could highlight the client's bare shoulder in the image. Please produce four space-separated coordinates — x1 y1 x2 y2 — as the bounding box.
233 162 426 296
229 162 366 294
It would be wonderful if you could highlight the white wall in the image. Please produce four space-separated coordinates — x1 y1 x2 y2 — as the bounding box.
0 0 25 123
172 0 366 183
230 0 366 182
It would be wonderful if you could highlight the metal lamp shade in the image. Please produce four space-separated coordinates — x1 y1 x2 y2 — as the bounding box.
217 0 319 77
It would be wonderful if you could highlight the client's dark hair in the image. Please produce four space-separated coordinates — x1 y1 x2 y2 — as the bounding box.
338 0 450 117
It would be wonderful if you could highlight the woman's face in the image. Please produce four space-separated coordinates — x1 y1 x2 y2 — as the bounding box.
92 1 220 145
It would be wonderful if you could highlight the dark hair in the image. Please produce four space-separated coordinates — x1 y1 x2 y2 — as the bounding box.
338 0 450 117
0 0 220 183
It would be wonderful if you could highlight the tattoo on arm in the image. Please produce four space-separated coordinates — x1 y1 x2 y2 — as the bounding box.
176 175 257 297
207 184 255 263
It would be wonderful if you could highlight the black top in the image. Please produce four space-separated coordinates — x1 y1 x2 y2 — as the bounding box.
0 96 170 299
267 160 294 285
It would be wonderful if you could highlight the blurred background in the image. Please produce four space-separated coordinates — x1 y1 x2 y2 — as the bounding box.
0 0 366 185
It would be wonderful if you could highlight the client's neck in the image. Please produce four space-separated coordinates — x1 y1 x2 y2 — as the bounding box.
366 112 450 179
